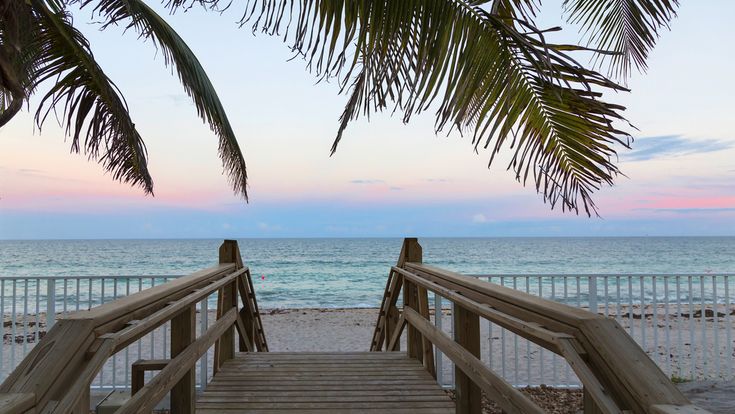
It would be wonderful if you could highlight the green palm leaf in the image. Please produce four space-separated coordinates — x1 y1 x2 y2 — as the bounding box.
31 0 153 193
564 0 679 79
73 0 249 200
175 0 644 215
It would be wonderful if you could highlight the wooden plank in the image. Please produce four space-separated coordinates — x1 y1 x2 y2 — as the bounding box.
170 305 195 414
0 393 35 414
112 270 243 352
556 338 620 414
404 308 544 414
650 405 710 414
417 285 436 378
197 409 453 414
51 338 114 413
242 269 268 351
387 314 406 351
234 311 254 352
405 263 594 330
1 319 96 410
577 318 690 412
371 238 420 351
394 266 571 353
453 305 481 414
66 264 235 326
119 308 237 414
197 410 453 414
199 351 454 413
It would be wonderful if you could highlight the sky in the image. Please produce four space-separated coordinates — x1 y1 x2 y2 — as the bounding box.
1 1 734 239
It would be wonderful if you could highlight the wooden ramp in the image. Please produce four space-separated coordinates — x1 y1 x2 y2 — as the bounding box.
196 352 455 413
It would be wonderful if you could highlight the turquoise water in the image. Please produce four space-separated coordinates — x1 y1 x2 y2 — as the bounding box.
0 237 733 308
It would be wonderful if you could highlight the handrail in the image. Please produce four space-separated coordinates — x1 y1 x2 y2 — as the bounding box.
0 240 267 413
374 238 710 414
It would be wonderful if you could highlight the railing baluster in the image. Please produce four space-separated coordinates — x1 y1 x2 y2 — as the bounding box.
653 275 659 370
664 276 671 377
700 275 707 378
725 275 733 379
687 276 695 380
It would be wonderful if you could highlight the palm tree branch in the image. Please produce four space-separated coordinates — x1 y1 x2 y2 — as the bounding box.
30 0 153 193
74 0 248 200
563 0 679 79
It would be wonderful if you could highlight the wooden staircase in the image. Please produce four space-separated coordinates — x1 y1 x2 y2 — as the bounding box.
197 352 454 413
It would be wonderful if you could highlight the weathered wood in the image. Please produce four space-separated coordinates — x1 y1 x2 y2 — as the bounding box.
197 352 453 413
218 281 237 366
131 360 170 396
394 266 572 353
51 338 114 413
452 305 482 414
404 308 544 414
416 286 436 378
387 314 407 352
577 318 690 413
0 319 96 411
242 269 268 351
234 310 255 352
113 270 244 352
118 307 237 414
171 305 196 414
650 405 710 414
66 264 236 326
371 238 420 351
556 338 620 414
0 393 35 414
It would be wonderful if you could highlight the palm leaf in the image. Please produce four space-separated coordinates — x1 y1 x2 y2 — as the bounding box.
563 0 679 79
30 0 153 193
174 0 634 215
75 0 249 200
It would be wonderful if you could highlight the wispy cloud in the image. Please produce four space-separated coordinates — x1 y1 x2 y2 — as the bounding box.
637 207 735 214
426 178 450 183
349 179 384 185
621 135 733 161
623 135 732 162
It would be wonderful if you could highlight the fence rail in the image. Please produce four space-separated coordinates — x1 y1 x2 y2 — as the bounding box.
1 273 733 389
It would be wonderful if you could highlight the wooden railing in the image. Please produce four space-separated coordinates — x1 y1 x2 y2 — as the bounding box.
0 240 266 413
371 238 708 414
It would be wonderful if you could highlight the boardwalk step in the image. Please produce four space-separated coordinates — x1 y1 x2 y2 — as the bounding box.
197 352 453 413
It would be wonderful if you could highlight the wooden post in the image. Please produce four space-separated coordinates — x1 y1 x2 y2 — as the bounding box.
400 238 422 360
74 387 89 414
217 240 241 366
171 305 195 414
583 388 604 414
417 285 436 377
454 304 481 414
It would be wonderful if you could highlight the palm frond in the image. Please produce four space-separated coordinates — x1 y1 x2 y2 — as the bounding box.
563 0 679 79
176 0 632 215
30 0 153 193
76 0 248 200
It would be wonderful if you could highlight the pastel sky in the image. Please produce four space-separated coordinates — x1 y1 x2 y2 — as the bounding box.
1 1 734 239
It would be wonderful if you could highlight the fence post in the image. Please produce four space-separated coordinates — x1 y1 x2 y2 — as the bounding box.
588 276 598 314
171 305 196 414
46 279 55 329
217 240 241 366
454 305 481 414
400 238 423 360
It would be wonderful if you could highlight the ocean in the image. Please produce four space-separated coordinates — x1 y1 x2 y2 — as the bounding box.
1 237 734 308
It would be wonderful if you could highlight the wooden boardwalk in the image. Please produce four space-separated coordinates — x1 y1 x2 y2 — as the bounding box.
196 352 454 413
